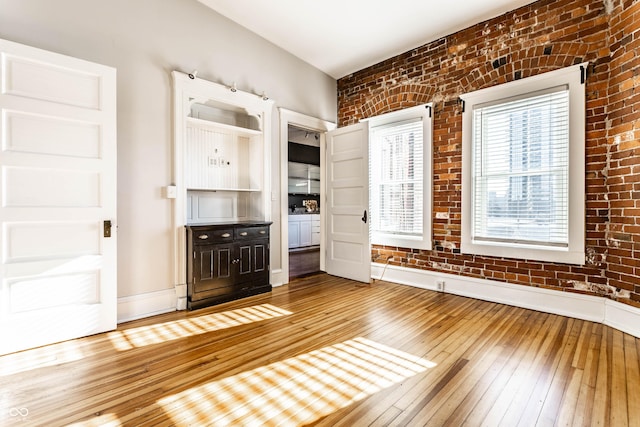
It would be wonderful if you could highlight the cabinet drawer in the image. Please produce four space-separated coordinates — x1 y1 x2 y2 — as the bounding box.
235 226 269 240
192 228 234 244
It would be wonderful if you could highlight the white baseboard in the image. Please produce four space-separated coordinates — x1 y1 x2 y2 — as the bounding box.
604 300 640 338
117 288 177 323
371 263 640 339
175 283 187 311
271 268 285 287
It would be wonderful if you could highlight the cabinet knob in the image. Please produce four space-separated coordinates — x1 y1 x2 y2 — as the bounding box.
221 233 231 238
240 232 248 236
198 234 208 240
259 230 266 234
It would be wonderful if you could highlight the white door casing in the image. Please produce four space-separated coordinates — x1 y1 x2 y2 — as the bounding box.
0 39 117 355
278 109 335 286
325 122 371 283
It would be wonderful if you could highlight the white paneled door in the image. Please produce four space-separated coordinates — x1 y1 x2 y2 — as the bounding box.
0 39 117 355
325 123 370 283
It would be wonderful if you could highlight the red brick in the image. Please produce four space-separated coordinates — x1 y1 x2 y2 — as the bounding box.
337 0 640 304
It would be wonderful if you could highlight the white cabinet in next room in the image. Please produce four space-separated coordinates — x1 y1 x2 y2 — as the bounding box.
289 214 320 249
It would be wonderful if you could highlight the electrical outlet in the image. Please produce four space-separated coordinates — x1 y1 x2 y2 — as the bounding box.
436 280 445 292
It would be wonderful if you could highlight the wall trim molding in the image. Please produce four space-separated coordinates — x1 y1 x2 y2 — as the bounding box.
371 263 640 339
271 268 285 288
604 299 640 338
118 288 177 323
278 108 336 286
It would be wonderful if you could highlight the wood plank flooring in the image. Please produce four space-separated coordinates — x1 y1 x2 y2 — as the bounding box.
0 273 638 426
289 247 321 279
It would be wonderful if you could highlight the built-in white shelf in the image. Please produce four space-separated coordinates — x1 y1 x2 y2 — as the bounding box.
186 116 262 136
187 187 261 192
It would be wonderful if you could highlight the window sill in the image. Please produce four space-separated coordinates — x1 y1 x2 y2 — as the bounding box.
461 240 585 265
372 233 431 251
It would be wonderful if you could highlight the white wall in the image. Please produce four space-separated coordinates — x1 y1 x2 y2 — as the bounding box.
0 0 336 309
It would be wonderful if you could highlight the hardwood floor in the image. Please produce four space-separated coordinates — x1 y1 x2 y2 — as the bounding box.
289 247 321 279
1 274 638 426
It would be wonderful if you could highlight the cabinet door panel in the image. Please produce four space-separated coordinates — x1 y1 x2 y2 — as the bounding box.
216 247 233 280
199 247 214 280
237 240 269 284
254 242 268 272
288 221 300 248
187 224 271 309
193 244 234 296
238 244 252 276
300 220 313 247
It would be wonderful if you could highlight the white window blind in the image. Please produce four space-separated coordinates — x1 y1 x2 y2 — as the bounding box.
472 87 570 247
370 118 423 237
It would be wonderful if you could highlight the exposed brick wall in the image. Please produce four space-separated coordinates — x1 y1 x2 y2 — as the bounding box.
606 0 640 304
337 0 640 308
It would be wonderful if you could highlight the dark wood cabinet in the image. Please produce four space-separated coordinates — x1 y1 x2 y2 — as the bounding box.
186 222 272 310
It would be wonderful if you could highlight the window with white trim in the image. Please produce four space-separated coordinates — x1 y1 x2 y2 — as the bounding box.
461 64 586 264
368 104 432 250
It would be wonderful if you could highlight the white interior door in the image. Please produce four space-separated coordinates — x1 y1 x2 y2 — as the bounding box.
325 122 370 283
0 39 117 355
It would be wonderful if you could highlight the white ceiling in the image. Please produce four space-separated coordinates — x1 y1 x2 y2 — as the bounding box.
198 0 537 79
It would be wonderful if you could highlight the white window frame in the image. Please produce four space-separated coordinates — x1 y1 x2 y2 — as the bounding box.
366 104 433 250
460 63 587 265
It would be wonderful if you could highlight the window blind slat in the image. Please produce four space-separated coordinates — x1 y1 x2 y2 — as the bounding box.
370 119 423 236
472 88 570 247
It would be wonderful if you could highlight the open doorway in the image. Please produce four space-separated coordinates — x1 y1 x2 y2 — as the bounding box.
287 125 321 278
278 109 335 285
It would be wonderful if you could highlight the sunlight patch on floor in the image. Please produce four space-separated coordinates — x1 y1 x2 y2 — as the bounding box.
0 304 292 377
157 337 436 426
0 339 88 377
108 304 292 351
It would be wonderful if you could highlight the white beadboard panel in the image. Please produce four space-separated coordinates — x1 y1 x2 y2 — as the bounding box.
187 190 252 224
3 166 100 207
9 272 99 312
2 54 101 109
185 125 263 191
3 110 101 158
4 221 100 262
371 263 640 339
186 192 193 221
237 193 249 218
249 191 265 219
247 136 263 190
236 135 250 189
185 126 232 189
198 195 234 219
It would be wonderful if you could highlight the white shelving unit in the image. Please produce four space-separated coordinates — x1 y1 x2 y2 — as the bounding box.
172 71 275 302
185 113 263 193
173 74 274 224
